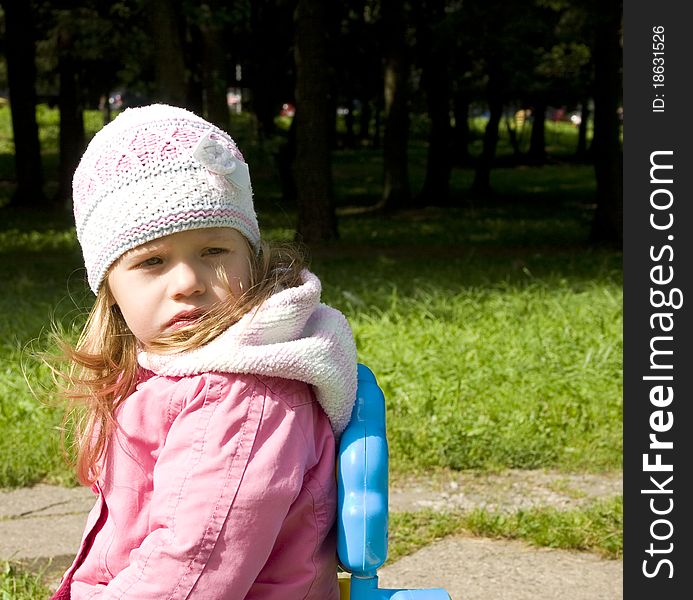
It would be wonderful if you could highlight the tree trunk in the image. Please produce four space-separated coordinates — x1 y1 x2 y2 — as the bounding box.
100 94 112 126
358 99 371 144
472 78 503 197
590 1 622 245
275 116 297 203
2 0 46 207
56 25 85 207
293 0 338 243
505 115 521 157
452 90 471 165
528 101 547 163
149 0 187 105
576 98 590 159
249 0 294 140
380 0 411 211
198 2 230 131
372 103 382 149
417 0 452 206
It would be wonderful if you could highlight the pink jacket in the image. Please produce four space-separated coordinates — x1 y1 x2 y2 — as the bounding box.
54 271 357 599
63 370 340 599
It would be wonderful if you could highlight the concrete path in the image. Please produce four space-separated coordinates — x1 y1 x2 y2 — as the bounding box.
379 536 622 600
0 484 94 562
1 483 623 599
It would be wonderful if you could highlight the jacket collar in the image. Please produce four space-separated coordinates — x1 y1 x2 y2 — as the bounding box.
137 270 357 436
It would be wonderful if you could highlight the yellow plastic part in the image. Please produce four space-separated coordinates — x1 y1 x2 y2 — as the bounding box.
338 573 351 599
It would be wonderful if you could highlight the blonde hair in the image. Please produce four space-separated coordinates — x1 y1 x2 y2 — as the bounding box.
55 240 305 485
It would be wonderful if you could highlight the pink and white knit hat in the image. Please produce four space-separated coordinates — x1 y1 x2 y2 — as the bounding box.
73 104 260 293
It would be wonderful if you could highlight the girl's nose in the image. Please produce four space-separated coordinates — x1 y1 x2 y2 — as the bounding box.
169 261 206 298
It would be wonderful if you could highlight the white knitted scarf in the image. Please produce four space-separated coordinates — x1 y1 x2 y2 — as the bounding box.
138 270 357 436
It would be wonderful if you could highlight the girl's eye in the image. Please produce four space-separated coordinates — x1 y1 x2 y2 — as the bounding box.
203 247 227 256
137 257 162 268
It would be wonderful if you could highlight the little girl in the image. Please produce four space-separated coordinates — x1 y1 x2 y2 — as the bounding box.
50 104 357 599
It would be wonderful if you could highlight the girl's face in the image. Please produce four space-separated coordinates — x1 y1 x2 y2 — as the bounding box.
107 227 252 348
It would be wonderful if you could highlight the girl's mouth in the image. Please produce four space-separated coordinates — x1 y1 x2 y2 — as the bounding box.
166 310 204 330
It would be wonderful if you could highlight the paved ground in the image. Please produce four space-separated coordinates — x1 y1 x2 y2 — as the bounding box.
379 536 622 600
0 471 623 598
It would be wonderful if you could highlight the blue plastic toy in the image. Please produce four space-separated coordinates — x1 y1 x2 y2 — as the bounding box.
337 364 451 600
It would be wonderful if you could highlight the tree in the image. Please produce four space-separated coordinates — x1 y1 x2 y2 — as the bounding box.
527 100 547 162
416 0 453 205
33 2 145 205
2 0 46 207
247 0 295 139
536 8 594 161
575 97 590 159
149 0 187 105
460 0 570 189
450 82 473 166
589 0 622 245
193 1 231 130
293 0 338 243
379 0 411 210
55 16 85 206
471 64 503 195
331 0 382 150
464 0 523 196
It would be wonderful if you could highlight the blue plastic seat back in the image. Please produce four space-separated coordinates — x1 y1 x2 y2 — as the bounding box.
337 365 451 600
337 364 388 576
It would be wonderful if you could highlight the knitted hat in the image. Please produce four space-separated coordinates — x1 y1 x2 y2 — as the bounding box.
72 104 260 293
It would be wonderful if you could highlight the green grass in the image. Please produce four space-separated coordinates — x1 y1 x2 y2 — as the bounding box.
464 495 623 558
303 202 621 475
0 215 83 487
0 103 621 592
326 257 622 473
0 104 621 484
0 562 52 600
0 204 622 485
388 495 623 563
0 106 105 190
464 116 591 160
